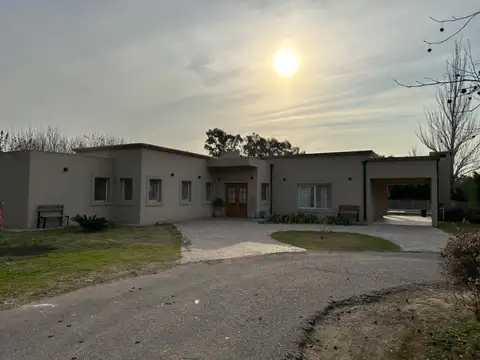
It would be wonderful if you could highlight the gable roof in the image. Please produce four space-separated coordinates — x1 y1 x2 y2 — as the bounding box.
74 143 212 160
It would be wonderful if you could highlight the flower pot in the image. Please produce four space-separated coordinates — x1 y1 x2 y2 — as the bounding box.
213 209 223 217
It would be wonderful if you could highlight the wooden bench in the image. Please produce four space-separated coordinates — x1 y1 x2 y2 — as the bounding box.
37 205 69 229
338 205 360 223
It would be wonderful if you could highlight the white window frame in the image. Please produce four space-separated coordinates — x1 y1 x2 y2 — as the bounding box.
261 182 270 202
147 177 162 205
180 180 192 204
205 181 214 202
93 177 111 203
297 184 332 210
120 178 133 202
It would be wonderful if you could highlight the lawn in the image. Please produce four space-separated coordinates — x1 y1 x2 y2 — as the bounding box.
305 287 480 360
440 221 480 235
0 224 183 308
271 230 401 252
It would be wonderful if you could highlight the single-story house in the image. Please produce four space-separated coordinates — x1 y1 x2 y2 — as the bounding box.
0 143 452 229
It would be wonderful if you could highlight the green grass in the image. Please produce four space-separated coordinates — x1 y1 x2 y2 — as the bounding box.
425 318 480 359
440 221 480 235
396 317 480 360
271 230 401 252
0 225 182 308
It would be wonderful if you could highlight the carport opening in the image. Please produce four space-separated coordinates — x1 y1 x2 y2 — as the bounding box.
370 179 433 227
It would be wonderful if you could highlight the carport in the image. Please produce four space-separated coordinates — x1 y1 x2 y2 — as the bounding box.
363 155 448 228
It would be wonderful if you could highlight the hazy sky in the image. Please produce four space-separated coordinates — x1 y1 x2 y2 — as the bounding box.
1 1 479 155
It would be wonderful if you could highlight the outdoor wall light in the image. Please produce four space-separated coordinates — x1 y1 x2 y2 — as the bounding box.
283 177 286 181
217 177 221 181
170 173 175 177
250 176 254 180
63 167 68 172
348 177 352 180
198 175 202 179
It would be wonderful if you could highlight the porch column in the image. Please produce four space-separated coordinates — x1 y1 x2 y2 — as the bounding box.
430 177 439 227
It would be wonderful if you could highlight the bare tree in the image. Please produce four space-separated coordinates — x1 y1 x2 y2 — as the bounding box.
417 41 480 179
4 125 127 153
0 131 8 152
72 132 128 149
395 8 480 107
408 146 424 157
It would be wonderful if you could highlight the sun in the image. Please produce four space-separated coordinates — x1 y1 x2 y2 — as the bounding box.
273 46 299 77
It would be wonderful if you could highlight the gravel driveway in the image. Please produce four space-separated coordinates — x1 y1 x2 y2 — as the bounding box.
0 252 441 360
176 219 449 263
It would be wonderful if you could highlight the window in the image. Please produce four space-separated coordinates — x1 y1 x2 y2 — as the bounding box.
206 182 214 202
120 178 133 201
261 183 270 202
94 177 110 202
298 184 331 209
148 178 162 202
181 181 192 202
228 187 235 203
239 187 247 204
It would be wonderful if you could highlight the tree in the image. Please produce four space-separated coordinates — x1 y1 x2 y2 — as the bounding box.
416 40 480 180
2 125 127 153
204 128 304 157
395 8 480 108
204 128 243 157
0 131 8 152
408 146 424 157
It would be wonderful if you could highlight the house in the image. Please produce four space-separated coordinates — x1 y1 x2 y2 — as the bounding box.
0 143 452 229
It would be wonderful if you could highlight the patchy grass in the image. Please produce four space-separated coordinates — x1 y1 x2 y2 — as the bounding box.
440 222 480 235
305 287 480 360
271 231 401 252
0 225 182 308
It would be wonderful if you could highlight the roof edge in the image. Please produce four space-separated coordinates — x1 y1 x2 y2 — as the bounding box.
74 142 212 160
365 155 442 163
263 150 377 160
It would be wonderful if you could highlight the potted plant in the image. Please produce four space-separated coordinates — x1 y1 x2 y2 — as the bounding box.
212 197 225 217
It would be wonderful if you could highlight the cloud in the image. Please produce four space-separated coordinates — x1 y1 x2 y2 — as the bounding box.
0 0 479 156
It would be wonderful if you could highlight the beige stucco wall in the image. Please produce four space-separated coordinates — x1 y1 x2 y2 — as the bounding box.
139 149 214 224
256 161 271 216
268 155 369 219
437 152 453 208
0 152 31 228
78 149 143 224
26 151 115 228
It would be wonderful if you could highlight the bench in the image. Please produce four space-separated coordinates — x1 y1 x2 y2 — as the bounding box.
37 205 69 229
338 205 360 223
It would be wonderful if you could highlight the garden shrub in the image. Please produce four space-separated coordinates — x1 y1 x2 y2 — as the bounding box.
72 214 110 232
264 213 350 225
440 231 480 320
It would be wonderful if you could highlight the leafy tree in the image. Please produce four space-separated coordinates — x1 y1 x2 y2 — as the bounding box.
204 128 243 157
204 128 304 157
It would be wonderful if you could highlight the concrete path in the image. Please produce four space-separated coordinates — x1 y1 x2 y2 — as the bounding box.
176 219 450 263
0 252 441 360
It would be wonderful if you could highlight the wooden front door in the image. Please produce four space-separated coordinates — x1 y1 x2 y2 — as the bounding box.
225 183 248 218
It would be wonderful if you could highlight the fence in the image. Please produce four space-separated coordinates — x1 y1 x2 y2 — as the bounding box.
388 199 430 210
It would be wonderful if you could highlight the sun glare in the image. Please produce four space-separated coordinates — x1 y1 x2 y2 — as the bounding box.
273 46 299 78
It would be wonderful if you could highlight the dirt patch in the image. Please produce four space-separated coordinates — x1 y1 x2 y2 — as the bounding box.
304 285 479 360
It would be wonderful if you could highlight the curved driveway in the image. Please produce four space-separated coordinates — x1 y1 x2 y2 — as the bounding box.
0 252 441 360
178 219 449 263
